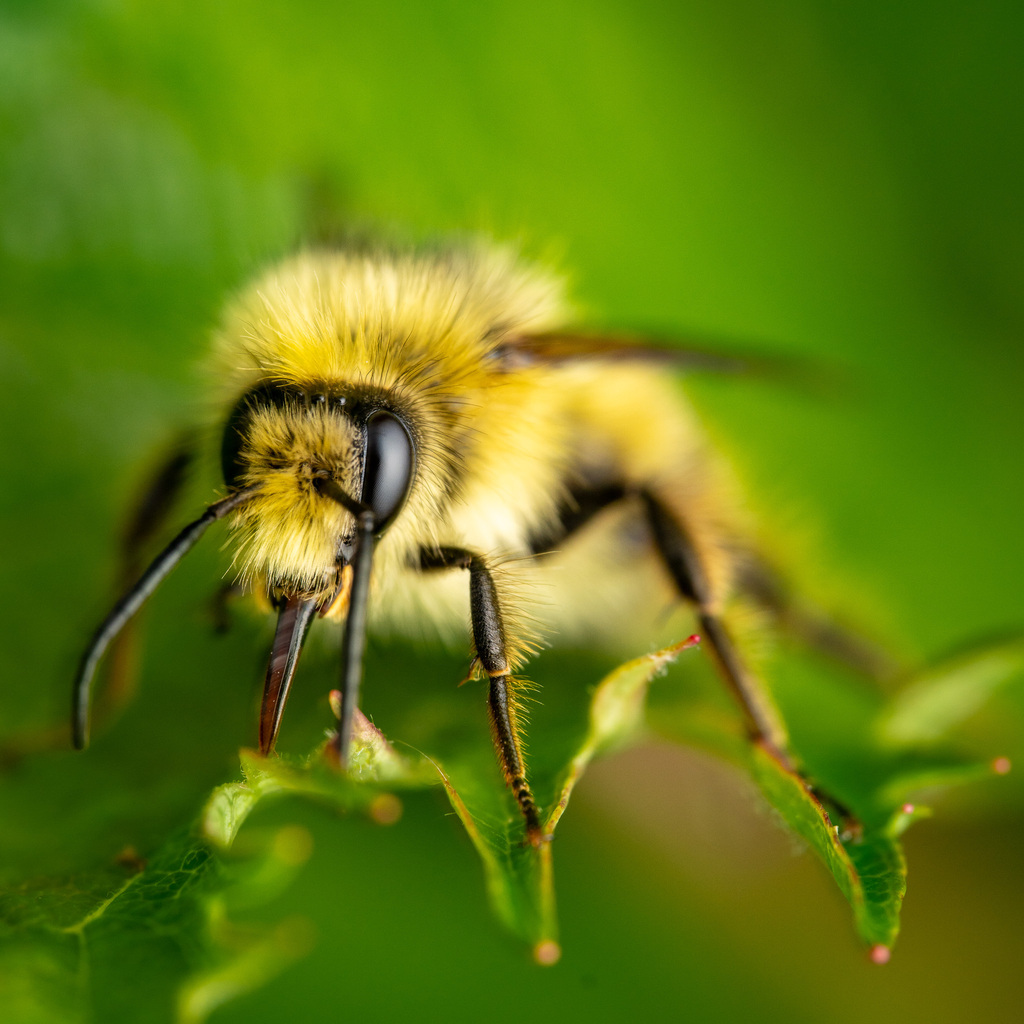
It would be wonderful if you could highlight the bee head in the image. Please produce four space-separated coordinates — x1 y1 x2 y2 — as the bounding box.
222 381 414 594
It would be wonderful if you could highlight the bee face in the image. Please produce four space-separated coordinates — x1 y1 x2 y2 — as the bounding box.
222 380 415 599
221 381 361 492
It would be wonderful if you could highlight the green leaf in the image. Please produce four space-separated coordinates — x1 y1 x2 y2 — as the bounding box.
432 637 701 965
0 633 1014 1020
876 638 1024 747
646 636 1021 955
545 637 703 829
0 709 435 1023
0 826 312 1024
746 742 906 951
354 633 1013 960
877 757 1009 809
202 712 436 850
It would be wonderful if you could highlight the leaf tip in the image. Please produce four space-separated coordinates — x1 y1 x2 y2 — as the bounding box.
869 944 891 965
888 801 931 837
533 939 562 966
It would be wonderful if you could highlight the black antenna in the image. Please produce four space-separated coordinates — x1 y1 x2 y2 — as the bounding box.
72 486 259 750
335 509 376 764
313 475 379 764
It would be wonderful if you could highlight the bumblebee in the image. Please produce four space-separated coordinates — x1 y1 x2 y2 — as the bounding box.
74 240 831 842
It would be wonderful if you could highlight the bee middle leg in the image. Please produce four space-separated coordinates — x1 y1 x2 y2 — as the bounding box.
638 491 792 761
526 478 854 822
418 547 543 842
528 478 791 758
640 490 861 828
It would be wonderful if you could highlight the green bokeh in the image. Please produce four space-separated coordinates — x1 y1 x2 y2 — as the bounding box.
1 2 1021 1022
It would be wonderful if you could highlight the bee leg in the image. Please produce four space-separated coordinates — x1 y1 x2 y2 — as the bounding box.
639 491 792 764
1 445 197 764
527 480 627 555
641 491 860 829
210 579 247 634
738 558 903 684
419 547 544 842
333 511 376 766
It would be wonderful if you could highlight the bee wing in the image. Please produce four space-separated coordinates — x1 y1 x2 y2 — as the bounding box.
502 331 841 392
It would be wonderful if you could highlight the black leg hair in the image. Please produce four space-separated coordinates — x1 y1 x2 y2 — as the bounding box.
420 547 542 840
72 486 260 750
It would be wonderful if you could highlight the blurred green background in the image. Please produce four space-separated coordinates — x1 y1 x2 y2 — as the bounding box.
1 1 1022 1022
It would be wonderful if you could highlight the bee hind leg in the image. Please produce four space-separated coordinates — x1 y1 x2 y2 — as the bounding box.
640 490 859 830
418 547 544 844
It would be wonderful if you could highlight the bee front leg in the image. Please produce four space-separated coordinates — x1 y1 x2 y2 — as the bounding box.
419 547 543 843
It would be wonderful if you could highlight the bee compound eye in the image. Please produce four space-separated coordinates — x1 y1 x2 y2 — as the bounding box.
361 411 414 532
